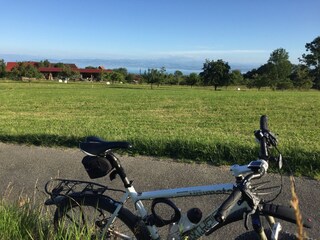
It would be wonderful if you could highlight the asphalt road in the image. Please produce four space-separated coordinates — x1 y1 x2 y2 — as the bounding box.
0 142 319 239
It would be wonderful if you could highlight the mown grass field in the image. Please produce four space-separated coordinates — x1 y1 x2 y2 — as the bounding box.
0 81 319 178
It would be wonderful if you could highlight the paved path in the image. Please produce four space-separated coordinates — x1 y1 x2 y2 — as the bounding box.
0 142 319 239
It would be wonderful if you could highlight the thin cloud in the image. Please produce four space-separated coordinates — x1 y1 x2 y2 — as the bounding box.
155 49 269 57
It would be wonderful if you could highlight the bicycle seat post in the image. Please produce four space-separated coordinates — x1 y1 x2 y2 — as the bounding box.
108 152 133 188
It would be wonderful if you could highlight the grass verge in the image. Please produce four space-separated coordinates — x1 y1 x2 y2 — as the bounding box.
0 197 101 240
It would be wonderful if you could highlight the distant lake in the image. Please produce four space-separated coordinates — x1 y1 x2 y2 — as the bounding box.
124 66 202 75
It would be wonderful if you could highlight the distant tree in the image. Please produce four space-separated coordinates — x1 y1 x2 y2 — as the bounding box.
0 59 6 78
267 48 292 89
25 65 41 78
199 59 230 90
291 64 313 89
174 70 183 85
160 67 166 75
113 68 128 78
230 70 244 85
186 72 199 87
58 65 80 80
275 78 294 90
244 63 273 89
247 73 269 90
38 59 50 67
300 36 320 89
243 68 257 80
125 73 135 83
159 67 167 85
165 74 177 85
103 71 112 82
143 68 162 89
10 62 42 80
54 62 65 68
58 65 72 79
98 69 105 81
85 66 97 69
110 71 124 83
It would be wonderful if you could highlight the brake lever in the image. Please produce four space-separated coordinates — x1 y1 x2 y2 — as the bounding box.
242 180 261 230
272 154 283 169
244 206 257 230
278 154 283 169
268 131 278 147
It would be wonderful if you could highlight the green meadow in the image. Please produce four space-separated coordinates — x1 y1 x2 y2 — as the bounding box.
0 81 319 178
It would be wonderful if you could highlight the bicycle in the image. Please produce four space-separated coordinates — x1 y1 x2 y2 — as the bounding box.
45 115 312 239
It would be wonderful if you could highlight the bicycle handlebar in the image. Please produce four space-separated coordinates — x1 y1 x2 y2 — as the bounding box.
260 115 269 132
214 171 264 223
215 115 278 223
214 187 242 223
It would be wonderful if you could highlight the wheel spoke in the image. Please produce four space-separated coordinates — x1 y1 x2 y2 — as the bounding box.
54 197 144 239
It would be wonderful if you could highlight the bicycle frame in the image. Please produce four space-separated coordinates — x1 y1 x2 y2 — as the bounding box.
105 182 251 239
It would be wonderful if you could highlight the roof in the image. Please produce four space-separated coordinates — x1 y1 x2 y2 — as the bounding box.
64 64 78 69
38 67 63 73
6 62 17 71
6 61 37 71
78 68 112 73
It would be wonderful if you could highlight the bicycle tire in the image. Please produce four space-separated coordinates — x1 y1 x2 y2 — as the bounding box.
235 229 313 240
54 194 151 240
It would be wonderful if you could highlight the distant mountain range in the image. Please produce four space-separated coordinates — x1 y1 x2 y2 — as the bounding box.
1 54 259 74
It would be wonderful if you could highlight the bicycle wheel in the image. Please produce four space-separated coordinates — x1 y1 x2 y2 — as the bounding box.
235 229 309 240
54 195 150 240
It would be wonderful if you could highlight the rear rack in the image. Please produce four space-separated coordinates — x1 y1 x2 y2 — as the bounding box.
45 178 125 198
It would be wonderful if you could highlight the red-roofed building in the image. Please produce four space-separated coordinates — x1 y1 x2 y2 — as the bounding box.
6 61 112 80
5 61 38 71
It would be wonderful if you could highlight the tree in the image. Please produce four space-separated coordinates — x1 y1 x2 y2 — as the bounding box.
291 64 313 89
159 67 167 85
300 36 320 89
58 65 80 80
98 69 105 81
38 59 50 67
267 48 292 90
85 66 97 69
247 73 269 90
0 59 6 78
244 63 276 89
110 71 124 84
186 72 199 87
174 70 183 85
165 73 178 85
230 70 244 85
103 71 112 82
125 73 135 83
199 59 230 90
54 62 65 68
9 62 42 80
113 68 128 80
142 68 162 89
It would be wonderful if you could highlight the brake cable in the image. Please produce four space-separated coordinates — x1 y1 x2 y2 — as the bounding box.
263 133 284 203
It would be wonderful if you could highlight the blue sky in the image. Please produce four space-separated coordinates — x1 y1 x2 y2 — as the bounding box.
1 0 319 70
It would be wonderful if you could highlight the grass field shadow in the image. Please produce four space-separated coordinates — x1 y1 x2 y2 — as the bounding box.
0 134 319 178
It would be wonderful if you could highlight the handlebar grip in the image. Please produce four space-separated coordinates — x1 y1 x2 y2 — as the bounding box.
259 115 269 160
260 115 269 132
215 187 242 223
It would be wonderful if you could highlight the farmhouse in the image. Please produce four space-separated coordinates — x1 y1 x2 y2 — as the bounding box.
5 61 112 80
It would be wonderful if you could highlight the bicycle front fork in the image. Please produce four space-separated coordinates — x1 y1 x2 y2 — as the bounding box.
252 213 282 240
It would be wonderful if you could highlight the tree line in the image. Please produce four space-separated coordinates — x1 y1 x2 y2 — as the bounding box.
1 36 319 90
143 36 320 90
